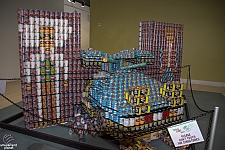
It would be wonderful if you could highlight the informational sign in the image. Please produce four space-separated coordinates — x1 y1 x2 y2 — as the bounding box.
167 120 204 147
0 80 6 94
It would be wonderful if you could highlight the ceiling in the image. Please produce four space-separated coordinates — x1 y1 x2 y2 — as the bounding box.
74 0 90 7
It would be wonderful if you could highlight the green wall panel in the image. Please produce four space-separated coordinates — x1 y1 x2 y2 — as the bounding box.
90 0 225 82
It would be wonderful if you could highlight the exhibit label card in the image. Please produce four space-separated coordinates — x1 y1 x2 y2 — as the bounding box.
167 120 204 147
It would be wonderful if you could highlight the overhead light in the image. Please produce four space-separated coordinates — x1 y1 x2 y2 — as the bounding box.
82 1 85 7
72 0 76 4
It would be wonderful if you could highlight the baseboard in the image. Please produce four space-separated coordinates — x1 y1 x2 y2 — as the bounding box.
180 79 225 87
5 80 20 83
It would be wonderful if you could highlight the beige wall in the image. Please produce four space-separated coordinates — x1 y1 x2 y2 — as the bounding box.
64 0 90 49
90 0 225 83
0 0 64 78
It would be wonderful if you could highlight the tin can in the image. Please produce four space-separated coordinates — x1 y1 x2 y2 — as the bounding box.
153 111 158 121
124 117 129 127
158 109 162 120
145 113 149 123
152 121 157 127
134 116 140 126
140 115 145 125
18 9 24 17
169 108 174 117
173 107 178 116
180 106 184 115
140 96 146 104
129 116 135 126
133 96 140 106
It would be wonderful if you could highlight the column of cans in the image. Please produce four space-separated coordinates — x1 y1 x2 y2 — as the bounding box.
68 13 77 118
140 21 147 51
139 21 160 80
157 22 166 81
40 10 58 127
71 13 94 115
159 22 170 81
18 9 41 129
17 9 75 129
55 12 71 123
150 21 159 80
72 12 81 107
77 12 84 106
172 23 179 81
139 21 184 82
48 11 59 125
178 25 184 81
174 24 183 81
138 22 142 51
138 21 147 74
67 13 73 119
150 20 158 80
167 23 183 82
18 9 29 129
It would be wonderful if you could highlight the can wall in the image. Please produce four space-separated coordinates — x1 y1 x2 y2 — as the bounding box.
18 9 95 129
0 0 64 79
138 21 183 82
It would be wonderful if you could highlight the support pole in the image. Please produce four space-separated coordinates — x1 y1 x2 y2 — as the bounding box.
208 107 219 150
185 65 190 96
184 102 196 150
183 65 195 150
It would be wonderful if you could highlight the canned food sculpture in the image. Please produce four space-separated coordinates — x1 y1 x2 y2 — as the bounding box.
78 48 185 149
139 21 183 83
18 9 185 148
18 9 89 129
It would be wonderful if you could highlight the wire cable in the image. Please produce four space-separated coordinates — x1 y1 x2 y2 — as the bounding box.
0 93 23 110
188 66 208 112
0 93 105 133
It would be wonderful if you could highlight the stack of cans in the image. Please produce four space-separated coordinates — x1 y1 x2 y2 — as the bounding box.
78 48 186 141
80 49 155 73
138 20 183 83
160 81 184 98
159 81 185 122
18 9 91 129
89 71 165 127
86 71 174 140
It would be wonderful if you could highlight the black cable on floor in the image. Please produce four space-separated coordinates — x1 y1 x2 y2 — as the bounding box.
0 93 105 133
0 93 23 110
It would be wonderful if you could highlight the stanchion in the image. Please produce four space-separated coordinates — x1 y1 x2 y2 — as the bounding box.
185 65 190 96
208 107 219 150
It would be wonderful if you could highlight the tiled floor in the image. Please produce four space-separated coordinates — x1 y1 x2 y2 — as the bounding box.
0 81 225 109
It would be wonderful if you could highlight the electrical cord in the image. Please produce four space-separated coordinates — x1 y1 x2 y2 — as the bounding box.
0 93 23 110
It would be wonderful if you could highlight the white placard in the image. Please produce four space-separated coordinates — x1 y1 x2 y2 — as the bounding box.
167 120 204 147
0 80 6 94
